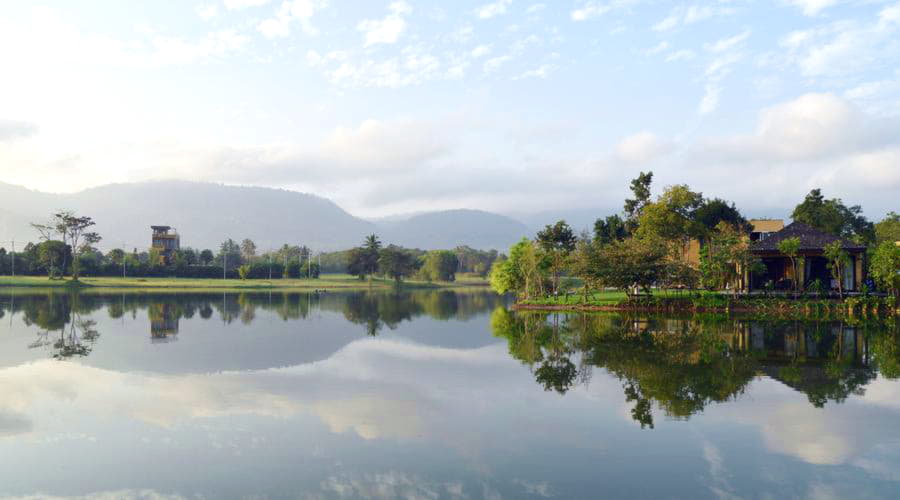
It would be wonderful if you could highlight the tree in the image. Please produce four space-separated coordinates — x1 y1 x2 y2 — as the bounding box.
199 249 215 266
31 211 100 280
240 239 257 261
624 171 653 231
218 239 242 271
595 237 669 295
777 237 802 294
792 189 875 244
536 220 577 295
869 241 899 297
490 238 545 299
377 246 416 283
693 198 751 236
823 241 850 299
699 223 761 292
37 240 70 279
421 250 459 282
593 214 628 246
349 234 382 280
238 264 251 280
875 212 900 245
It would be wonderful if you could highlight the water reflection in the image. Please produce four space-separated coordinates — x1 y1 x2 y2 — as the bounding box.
0 290 899 498
491 309 898 428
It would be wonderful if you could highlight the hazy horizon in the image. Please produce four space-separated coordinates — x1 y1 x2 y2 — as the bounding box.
1 1 898 221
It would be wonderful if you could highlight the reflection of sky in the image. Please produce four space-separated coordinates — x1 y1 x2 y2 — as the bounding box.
0 300 899 498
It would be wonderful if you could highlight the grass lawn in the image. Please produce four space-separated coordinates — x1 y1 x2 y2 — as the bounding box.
518 288 709 306
0 273 490 290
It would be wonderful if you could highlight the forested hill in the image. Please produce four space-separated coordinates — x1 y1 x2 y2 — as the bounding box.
0 181 526 251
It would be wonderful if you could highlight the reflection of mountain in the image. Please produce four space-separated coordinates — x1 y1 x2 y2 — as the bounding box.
491 310 897 429
0 290 505 374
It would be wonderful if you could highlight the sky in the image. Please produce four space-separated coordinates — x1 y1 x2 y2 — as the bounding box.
0 0 898 221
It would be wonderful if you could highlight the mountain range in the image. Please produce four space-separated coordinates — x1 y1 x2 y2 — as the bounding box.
0 181 532 252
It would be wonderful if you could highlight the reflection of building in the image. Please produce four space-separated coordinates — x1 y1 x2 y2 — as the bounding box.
150 303 179 343
151 226 180 265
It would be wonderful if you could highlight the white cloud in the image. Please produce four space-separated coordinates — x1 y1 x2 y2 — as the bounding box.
483 55 511 73
476 0 512 20
779 4 900 77
665 49 695 62
698 84 721 115
644 41 670 56
0 119 38 141
358 1 412 47
526 3 546 14
784 0 837 17
653 5 735 32
471 44 492 58
571 1 611 21
196 4 219 20
615 131 674 163
705 30 751 53
513 64 554 80
224 0 271 9
257 0 327 38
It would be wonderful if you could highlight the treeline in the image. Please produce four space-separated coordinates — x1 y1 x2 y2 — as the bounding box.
340 235 499 283
0 214 500 281
490 172 900 300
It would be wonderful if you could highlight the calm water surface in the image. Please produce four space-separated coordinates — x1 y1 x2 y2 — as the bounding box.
0 289 899 499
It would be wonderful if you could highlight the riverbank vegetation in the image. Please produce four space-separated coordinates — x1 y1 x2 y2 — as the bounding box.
490 172 899 315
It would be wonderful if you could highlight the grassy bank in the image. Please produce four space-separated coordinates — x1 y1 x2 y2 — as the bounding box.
514 290 897 317
0 273 490 290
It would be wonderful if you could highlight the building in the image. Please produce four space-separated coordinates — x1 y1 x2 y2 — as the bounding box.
746 221 867 292
749 219 784 242
151 225 180 265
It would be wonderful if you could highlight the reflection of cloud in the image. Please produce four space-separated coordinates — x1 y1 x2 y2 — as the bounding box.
5 490 188 500
707 378 900 467
0 338 512 443
320 471 465 499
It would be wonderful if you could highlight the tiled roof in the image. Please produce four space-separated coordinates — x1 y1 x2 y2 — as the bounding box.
750 221 867 252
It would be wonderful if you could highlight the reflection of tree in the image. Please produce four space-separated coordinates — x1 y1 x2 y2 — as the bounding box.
22 293 100 359
491 309 896 428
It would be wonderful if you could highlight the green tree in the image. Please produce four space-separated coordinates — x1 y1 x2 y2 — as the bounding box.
869 241 900 297
699 223 761 292
823 241 850 299
595 237 668 295
693 198 751 235
593 214 628 245
792 189 874 244
218 239 242 271
32 211 100 280
199 249 215 265
421 250 459 282
37 240 69 279
240 239 257 261
489 238 545 299
536 220 577 295
875 212 900 245
624 171 653 231
238 264 251 280
777 237 802 294
377 246 416 283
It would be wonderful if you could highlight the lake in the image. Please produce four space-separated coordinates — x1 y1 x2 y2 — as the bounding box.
0 289 898 499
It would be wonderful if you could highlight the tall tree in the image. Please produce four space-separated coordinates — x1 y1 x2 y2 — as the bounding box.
792 189 875 244
240 239 257 261
693 198 752 236
377 246 416 283
593 214 628 246
635 185 704 259
869 241 899 298
595 237 669 295
536 220 577 295
32 211 101 280
777 237 802 295
823 241 850 299
875 212 900 245
623 171 653 231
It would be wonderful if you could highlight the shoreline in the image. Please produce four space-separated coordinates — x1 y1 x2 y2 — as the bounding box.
0 275 491 291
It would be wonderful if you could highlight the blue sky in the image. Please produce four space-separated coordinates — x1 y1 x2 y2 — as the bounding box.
0 0 897 220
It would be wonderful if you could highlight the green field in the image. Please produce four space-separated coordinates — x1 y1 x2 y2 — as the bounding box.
0 273 490 290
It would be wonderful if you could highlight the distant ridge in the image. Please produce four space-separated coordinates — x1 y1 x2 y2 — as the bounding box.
0 181 526 251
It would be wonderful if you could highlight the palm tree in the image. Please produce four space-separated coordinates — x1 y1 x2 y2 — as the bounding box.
364 234 382 252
